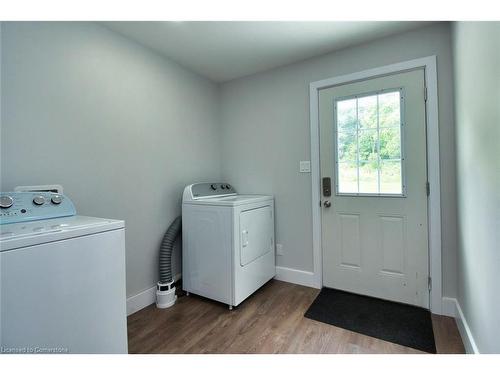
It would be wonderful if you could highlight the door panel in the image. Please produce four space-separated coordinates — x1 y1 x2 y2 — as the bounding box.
320 69 429 308
339 213 361 268
379 215 405 275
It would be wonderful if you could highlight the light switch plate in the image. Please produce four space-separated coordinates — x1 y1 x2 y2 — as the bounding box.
299 161 311 173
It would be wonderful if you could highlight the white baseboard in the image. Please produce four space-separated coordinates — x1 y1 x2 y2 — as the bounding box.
126 273 181 316
441 296 457 318
441 297 479 354
455 299 480 354
274 266 318 288
127 286 156 316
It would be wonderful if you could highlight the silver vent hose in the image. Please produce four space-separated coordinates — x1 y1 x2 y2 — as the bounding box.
159 216 181 284
156 216 181 309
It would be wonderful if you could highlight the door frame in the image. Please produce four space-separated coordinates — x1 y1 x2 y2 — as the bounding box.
309 56 443 314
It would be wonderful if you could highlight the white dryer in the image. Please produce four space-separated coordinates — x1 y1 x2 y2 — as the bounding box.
182 183 275 310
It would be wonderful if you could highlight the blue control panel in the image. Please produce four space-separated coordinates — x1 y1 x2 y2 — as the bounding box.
0 192 76 225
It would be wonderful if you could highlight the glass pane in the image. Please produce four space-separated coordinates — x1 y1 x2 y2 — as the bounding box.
359 161 379 194
337 99 357 132
358 129 378 162
379 91 400 128
379 127 401 160
335 89 404 196
338 162 358 193
380 160 402 194
337 131 357 162
358 95 377 130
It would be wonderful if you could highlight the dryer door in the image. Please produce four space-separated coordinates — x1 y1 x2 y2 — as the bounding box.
240 205 273 266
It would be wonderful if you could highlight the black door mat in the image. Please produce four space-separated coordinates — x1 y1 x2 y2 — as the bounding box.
304 288 436 353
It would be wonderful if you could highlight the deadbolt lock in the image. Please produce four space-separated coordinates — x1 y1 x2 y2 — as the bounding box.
322 177 332 197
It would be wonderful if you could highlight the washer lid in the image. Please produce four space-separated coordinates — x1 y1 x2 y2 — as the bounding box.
0 215 124 252
183 194 273 207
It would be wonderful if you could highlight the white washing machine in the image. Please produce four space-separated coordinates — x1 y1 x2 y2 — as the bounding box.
182 183 275 310
0 192 128 353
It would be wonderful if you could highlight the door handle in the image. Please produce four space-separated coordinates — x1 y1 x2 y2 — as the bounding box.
242 230 249 247
323 200 331 208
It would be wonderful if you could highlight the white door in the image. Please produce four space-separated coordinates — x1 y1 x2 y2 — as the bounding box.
319 69 429 308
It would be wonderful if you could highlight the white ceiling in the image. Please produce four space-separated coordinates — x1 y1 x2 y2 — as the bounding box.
102 21 431 83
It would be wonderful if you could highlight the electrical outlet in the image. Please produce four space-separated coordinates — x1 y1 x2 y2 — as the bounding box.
276 243 284 256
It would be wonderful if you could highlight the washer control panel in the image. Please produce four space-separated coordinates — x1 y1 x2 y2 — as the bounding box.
190 183 237 199
0 192 76 225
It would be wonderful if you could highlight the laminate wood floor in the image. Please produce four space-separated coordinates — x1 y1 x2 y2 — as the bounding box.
127 280 465 354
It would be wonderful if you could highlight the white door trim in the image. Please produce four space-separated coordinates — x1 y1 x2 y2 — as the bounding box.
309 56 443 314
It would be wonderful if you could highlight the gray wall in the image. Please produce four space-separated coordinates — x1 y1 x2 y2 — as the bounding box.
1 22 462 305
0 22 221 298
453 22 500 353
219 23 459 298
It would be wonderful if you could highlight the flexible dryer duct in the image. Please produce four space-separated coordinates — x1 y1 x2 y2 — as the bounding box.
156 216 181 309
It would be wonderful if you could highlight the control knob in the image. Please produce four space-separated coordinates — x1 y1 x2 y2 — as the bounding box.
33 195 45 205
0 195 14 209
51 195 63 205
210 184 217 190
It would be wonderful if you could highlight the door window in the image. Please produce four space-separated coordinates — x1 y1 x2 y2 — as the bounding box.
335 89 405 196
